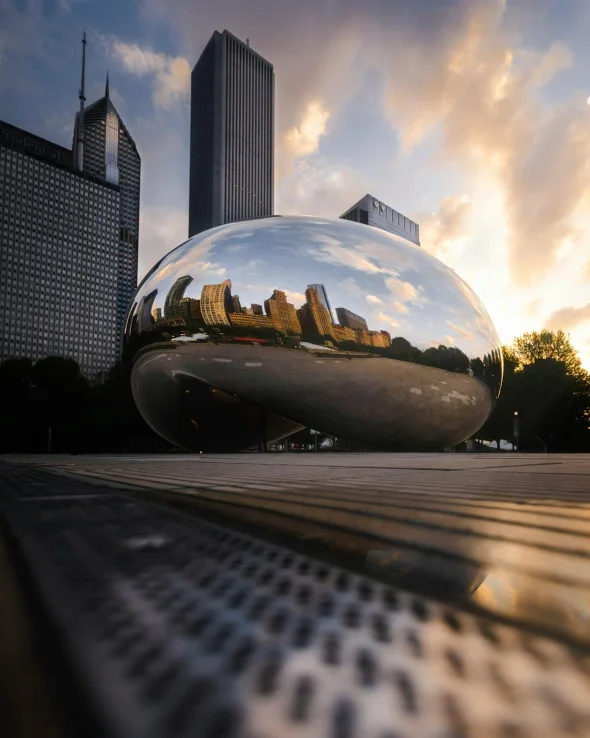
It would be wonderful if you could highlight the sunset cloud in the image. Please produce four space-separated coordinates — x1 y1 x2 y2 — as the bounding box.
545 304 590 332
283 101 330 160
379 0 588 285
385 278 419 303
375 312 400 330
418 195 471 260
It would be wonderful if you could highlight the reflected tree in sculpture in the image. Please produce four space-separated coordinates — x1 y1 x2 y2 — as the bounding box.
123 216 503 452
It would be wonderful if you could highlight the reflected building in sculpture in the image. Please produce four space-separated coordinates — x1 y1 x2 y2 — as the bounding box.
336 307 369 332
165 276 194 317
264 290 301 334
298 287 335 339
123 216 503 453
307 284 333 321
341 194 420 246
201 280 233 326
138 290 158 332
189 30 274 236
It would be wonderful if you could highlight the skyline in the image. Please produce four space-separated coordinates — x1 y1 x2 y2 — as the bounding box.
2 1 590 366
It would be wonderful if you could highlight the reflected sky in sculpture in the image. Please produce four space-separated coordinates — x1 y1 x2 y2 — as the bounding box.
124 216 503 452
135 216 498 360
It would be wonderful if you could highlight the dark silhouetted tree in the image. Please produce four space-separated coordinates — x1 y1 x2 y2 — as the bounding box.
478 332 590 451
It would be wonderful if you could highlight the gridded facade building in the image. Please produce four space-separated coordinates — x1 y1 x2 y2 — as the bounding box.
164 276 194 318
307 283 333 321
340 194 420 246
228 312 275 330
189 30 274 237
200 279 232 326
74 81 141 343
0 121 120 378
264 290 301 334
298 287 334 339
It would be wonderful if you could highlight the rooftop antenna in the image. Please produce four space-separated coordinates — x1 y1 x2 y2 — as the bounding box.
246 38 250 47
75 31 87 171
105 70 110 99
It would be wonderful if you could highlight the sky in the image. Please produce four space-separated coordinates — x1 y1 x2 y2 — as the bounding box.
2 0 590 365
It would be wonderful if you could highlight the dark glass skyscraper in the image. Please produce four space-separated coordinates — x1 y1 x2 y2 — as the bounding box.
74 77 141 343
189 30 274 237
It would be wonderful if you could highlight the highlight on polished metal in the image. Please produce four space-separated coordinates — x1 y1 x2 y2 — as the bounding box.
123 216 503 452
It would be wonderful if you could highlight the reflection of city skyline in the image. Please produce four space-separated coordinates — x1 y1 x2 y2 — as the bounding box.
129 217 501 360
145 275 394 349
128 275 502 384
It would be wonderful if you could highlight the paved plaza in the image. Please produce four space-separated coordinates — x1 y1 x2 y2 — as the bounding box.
2 453 590 738
3 452 590 644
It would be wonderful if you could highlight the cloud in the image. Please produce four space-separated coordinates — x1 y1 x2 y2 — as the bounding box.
101 36 191 109
283 101 330 160
310 239 394 275
284 290 306 306
545 304 590 332
446 320 474 340
365 294 384 305
276 158 365 216
138 206 189 280
392 301 409 314
375 312 400 329
417 195 471 259
378 0 587 285
58 0 88 11
385 277 419 303
337 277 364 298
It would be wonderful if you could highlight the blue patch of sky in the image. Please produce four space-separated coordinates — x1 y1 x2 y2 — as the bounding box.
1 0 165 148
317 65 466 221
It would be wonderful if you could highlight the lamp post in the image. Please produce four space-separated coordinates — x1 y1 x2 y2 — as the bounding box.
513 411 519 452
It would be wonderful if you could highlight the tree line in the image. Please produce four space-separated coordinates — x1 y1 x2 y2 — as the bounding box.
477 330 590 452
0 329 588 453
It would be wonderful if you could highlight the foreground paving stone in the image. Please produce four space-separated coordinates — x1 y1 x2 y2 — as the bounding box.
1 455 590 737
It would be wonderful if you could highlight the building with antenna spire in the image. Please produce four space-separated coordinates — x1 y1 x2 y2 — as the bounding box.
74 65 141 341
0 34 140 380
73 30 87 171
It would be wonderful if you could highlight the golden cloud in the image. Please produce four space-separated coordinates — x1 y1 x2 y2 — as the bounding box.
380 0 587 285
544 303 590 332
417 195 471 260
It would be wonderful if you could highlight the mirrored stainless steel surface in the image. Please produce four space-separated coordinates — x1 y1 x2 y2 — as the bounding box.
123 216 502 452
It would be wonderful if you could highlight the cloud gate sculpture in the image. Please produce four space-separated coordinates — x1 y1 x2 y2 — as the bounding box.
123 216 503 452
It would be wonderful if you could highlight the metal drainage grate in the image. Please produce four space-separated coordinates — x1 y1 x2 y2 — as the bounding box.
2 494 590 738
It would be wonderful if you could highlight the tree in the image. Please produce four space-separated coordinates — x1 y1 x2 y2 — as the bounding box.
512 330 585 377
477 346 520 449
31 357 90 452
478 332 590 452
0 358 35 451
